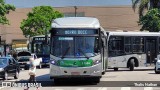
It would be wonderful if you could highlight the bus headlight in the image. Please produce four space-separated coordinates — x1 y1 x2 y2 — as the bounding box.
50 59 58 65
93 60 101 65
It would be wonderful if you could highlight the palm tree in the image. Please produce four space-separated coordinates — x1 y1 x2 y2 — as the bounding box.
132 0 160 17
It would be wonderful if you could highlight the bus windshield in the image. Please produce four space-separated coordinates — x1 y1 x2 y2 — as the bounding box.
33 42 50 55
51 36 100 58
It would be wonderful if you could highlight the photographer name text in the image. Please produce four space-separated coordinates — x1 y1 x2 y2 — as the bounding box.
134 83 157 87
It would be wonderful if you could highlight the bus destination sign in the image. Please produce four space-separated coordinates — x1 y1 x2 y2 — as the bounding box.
65 30 88 34
53 29 98 35
33 37 45 41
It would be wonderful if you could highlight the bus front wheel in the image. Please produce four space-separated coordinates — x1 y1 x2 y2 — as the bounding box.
129 59 135 71
92 77 100 83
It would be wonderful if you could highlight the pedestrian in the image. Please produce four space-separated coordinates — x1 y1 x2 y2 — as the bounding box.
28 57 36 83
24 57 39 90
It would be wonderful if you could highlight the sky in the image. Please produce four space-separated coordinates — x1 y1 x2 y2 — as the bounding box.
5 0 132 8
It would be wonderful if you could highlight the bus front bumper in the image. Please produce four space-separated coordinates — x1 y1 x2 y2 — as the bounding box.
50 63 102 79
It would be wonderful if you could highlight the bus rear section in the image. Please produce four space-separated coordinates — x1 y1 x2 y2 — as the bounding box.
49 17 107 83
106 32 160 71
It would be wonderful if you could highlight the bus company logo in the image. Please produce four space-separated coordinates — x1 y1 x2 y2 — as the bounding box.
2 82 12 87
73 62 77 65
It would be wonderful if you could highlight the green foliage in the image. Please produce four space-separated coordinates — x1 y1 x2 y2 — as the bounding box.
132 0 160 17
20 6 63 37
0 0 15 25
132 0 149 17
139 8 160 32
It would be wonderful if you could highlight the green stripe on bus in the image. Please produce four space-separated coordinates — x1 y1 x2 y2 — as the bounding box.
58 59 93 67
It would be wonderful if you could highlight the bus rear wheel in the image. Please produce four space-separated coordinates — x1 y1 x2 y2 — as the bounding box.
155 67 160 74
129 59 135 71
114 68 118 71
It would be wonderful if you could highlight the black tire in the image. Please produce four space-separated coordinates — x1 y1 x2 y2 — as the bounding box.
129 59 135 71
3 72 8 80
54 78 60 84
91 77 100 83
155 67 160 74
25 66 29 70
114 68 118 71
102 71 105 75
14 70 19 79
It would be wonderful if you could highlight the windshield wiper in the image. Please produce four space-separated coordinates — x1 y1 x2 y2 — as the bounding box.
61 47 70 59
78 48 89 59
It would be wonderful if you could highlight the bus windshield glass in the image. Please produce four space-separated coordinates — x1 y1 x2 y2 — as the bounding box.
51 36 100 58
33 42 50 55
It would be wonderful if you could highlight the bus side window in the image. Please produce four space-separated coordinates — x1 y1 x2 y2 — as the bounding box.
93 37 98 53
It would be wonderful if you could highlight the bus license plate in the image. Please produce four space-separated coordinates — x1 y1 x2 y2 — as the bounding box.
71 72 80 75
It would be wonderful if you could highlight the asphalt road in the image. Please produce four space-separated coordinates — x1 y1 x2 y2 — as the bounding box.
1 67 160 90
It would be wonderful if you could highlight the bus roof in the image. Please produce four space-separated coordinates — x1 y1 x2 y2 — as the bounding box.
51 17 100 29
107 31 160 36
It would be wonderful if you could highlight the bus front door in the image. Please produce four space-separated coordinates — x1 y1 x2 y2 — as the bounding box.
146 39 157 65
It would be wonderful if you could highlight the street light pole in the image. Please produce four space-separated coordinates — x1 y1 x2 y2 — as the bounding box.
74 6 77 17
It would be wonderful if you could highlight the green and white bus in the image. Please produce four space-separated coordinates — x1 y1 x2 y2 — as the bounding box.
106 31 160 71
49 17 107 83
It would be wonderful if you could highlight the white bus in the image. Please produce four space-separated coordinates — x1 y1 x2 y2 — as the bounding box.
29 35 50 67
49 17 107 83
106 31 160 71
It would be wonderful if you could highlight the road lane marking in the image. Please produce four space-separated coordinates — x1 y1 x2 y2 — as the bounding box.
121 87 130 90
76 88 85 90
144 87 153 90
98 87 107 90
54 89 64 90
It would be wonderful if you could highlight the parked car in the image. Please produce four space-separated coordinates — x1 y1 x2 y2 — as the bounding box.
0 57 20 80
155 55 160 74
17 51 42 70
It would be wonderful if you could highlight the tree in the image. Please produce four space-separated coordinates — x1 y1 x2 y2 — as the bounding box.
132 0 160 17
138 8 160 32
0 0 15 24
20 6 63 37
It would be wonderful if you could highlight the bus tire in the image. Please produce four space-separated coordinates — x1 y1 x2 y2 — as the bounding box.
102 71 105 75
129 59 134 71
114 68 118 71
92 77 100 83
54 78 60 84
155 67 160 74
